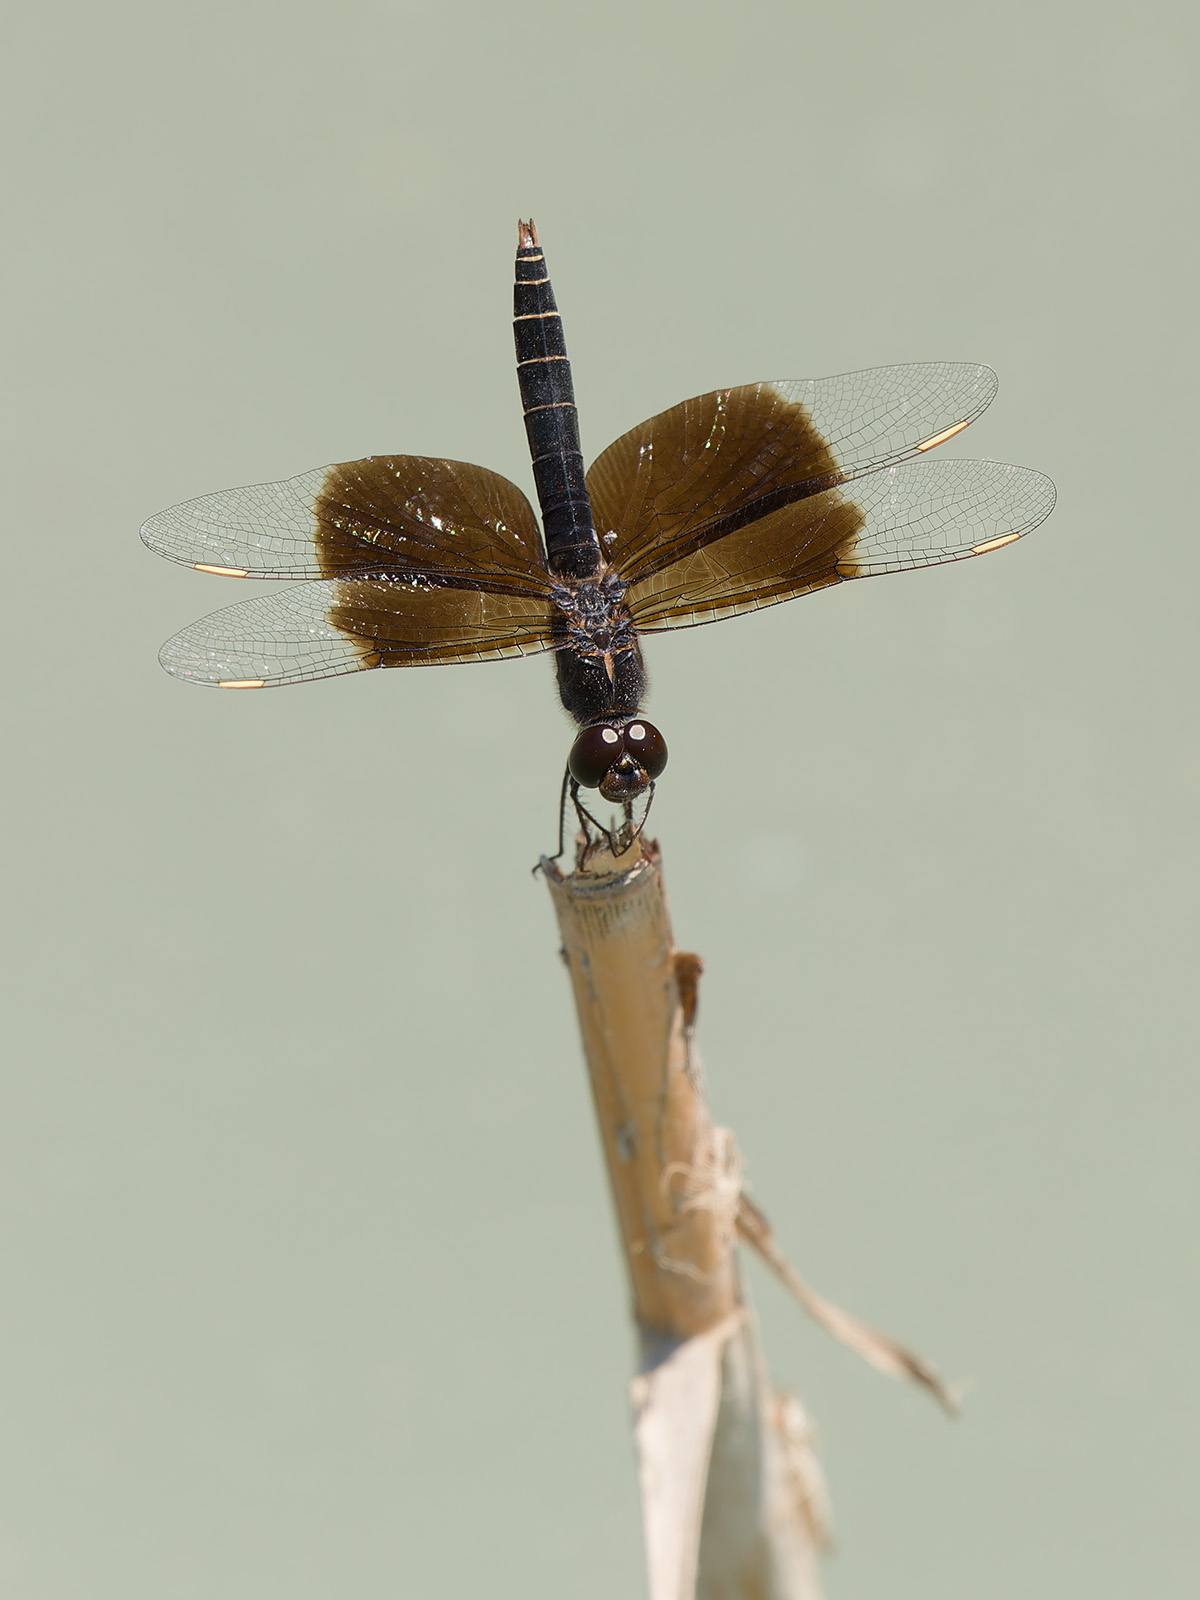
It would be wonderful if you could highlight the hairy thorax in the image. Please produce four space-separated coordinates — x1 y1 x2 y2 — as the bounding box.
549 565 646 725
549 566 637 658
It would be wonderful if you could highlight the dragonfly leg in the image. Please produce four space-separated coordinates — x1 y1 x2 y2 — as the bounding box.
570 785 621 860
550 775 656 867
628 782 656 847
544 766 575 866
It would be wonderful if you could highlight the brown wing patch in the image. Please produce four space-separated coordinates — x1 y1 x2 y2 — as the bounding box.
588 383 842 584
626 487 864 631
326 577 556 667
314 457 548 593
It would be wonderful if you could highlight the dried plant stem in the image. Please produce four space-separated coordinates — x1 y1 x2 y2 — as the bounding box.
541 836 826 1600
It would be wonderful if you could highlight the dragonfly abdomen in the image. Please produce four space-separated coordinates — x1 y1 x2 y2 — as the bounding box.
514 220 600 582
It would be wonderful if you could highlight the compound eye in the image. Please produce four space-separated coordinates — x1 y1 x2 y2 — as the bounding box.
623 720 668 780
568 724 623 788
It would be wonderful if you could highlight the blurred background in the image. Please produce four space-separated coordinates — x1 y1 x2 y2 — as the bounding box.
3 0 1197 1594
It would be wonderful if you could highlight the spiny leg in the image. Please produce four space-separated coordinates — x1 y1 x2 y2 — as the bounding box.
625 784 657 850
570 783 623 859
546 765 573 865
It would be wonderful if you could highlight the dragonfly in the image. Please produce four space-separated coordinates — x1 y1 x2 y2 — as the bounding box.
143 220 1055 850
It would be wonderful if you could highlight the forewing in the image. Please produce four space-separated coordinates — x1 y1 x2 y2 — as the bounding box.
142 457 549 595
588 363 998 583
626 458 1055 631
159 578 556 688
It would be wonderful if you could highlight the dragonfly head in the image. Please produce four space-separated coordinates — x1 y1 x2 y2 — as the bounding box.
568 719 668 801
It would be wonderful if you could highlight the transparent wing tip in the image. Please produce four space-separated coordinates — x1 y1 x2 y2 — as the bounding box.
156 587 373 688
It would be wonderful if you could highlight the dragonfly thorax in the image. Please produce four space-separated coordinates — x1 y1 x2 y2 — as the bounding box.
549 569 647 728
549 568 634 656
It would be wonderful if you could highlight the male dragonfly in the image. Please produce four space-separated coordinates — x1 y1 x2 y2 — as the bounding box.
143 221 1055 847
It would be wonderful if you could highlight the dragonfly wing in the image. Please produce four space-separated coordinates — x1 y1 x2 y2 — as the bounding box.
159 579 557 687
625 458 1055 631
588 363 1000 583
142 457 549 594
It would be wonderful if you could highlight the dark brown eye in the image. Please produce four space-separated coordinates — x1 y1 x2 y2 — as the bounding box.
623 720 668 780
568 723 623 787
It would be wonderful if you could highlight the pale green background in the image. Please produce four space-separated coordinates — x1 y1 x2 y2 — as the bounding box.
3 0 1197 1594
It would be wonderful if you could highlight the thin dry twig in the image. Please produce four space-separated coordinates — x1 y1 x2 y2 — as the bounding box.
735 1195 960 1416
